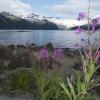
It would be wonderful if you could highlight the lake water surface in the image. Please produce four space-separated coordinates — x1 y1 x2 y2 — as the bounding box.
0 30 99 48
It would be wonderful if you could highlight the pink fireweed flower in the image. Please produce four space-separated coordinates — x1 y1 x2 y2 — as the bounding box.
96 60 100 65
93 50 100 61
77 12 85 21
91 18 99 25
80 66 83 70
52 48 63 61
92 25 95 33
91 17 100 32
75 26 81 34
39 48 48 60
81 38 85 42
74 44 81 49
76 12 86 34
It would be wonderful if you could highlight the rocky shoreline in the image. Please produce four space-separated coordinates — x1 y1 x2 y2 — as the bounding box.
0 43 81 70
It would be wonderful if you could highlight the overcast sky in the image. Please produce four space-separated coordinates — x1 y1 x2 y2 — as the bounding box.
0 0 100 19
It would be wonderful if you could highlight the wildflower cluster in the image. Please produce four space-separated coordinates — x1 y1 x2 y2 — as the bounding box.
39 48 48 60
76 12 100 61
39 47 63 61
76 12 100 35
52 48 63 61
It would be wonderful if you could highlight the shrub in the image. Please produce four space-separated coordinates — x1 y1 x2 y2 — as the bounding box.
10 70 32 92
32 67 49 100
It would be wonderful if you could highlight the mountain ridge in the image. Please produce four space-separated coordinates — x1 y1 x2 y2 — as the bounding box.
0 11 93 30
0 12 60 30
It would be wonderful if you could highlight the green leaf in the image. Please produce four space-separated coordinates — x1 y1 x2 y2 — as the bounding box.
86 73 90 82
81 82 86 91
67 77 76 99
59 79 72 100
76 73 82 93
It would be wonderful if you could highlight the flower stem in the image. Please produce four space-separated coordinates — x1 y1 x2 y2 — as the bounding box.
87 0 92 60
87 0 91 34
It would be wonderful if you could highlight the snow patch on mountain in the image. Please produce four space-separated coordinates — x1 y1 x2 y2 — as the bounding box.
20 13 87 29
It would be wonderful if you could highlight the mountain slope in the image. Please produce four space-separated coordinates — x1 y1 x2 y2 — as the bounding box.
21 13 67 30
70 24 100 30
0 12 59 30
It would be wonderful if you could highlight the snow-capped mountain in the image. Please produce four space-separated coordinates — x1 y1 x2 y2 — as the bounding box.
0 11 21 20
0 11 88 30
20 13 42 22
0 11 59 30
20 13 87 29
20 13 66 29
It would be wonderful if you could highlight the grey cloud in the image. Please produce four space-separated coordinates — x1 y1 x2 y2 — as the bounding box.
0 0 33 16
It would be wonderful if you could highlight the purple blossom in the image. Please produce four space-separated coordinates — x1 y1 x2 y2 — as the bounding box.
92 25 96 32
91 17 100 32
77 12 85 21
96 60 100 65
74 44 81 49
75 26 81 34
81 38 85 42
80 66 83 70
91 19 98 25
39 48 48 60
52 48 63 61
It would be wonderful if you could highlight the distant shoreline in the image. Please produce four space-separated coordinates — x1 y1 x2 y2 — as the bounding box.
0 29 66 31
